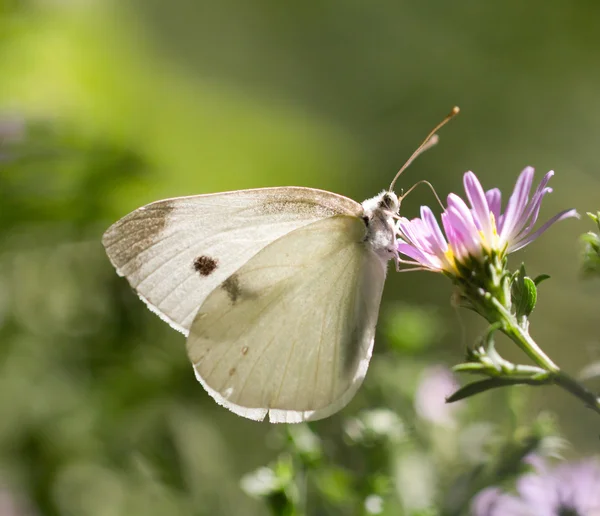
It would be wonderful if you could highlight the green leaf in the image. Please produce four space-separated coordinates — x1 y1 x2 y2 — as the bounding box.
511 264 538 317
446 376 550 403
516 276 537 317
533 274 551 286
582 213 600 277
446 378 505 402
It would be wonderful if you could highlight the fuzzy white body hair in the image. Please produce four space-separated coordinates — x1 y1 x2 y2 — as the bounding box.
361 190 400 266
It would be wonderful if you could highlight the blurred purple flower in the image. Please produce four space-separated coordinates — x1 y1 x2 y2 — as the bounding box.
0 484 36 516
414 365 462 426
0 114 25 163
472 459 600 516
0 115 24 142
397 168 578 274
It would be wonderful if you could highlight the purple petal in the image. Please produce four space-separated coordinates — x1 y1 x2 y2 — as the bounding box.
464 171 494 242
396 218 418 243
513 171 555 238
441 211 468 260
398 218 434 253
486 188 502 221
498 167 535 242
519 170 554 234
397 243 442 270
471 487 504 516
420 206 448 253
517 473 558 510
508 208 579 252
446 194 480 233
471 488 533 516
566 461 600 509
527 187 552 227
444 204 481 258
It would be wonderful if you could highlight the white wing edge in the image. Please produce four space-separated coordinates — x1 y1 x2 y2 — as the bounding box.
110 244 192 336
103 186 363 210
191 335 374 423
113 263 190 335
137 292 189 336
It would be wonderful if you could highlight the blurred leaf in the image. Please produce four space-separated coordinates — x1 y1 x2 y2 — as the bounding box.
314 467 355 506
344 409 405 445
383 305 440 353
581 212 600 277
578 361 600 381
287 424 322 466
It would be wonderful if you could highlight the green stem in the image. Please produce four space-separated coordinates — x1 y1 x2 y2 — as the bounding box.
491 297 600 416
553 372 600 416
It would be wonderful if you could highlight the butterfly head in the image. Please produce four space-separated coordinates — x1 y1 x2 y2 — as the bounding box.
360 191 400 264
378 191 400 214
361 190 400 219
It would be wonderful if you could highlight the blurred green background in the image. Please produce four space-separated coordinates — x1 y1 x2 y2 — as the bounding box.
1 0 599 514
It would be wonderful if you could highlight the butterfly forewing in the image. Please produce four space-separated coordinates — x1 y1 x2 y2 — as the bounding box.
186 215 387 423
102 188 362 335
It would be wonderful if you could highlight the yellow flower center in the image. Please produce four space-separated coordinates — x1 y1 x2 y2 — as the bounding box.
478 212 500 251
443 212 500 274
444 247 458 273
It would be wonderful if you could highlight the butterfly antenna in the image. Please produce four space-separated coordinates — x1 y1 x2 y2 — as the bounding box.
400 179 445 210
389 106 460 193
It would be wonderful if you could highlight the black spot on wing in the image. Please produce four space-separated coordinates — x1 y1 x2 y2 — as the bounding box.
193 255 218 276
221 274 241 303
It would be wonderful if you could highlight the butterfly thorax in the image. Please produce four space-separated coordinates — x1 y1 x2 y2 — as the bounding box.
361 191 400 265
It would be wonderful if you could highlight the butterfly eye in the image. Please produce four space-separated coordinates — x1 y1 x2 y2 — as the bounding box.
380 194 395 210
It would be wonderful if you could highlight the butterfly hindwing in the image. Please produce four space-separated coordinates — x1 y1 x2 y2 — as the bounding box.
186 215 388 422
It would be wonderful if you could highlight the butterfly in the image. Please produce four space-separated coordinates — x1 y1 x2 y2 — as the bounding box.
102 107 458 423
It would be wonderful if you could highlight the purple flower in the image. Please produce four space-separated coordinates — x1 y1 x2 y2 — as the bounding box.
472 459 600 516
397 168 578 274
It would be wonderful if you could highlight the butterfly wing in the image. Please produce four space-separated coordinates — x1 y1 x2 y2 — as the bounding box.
102 188 362 335
186 215 388 423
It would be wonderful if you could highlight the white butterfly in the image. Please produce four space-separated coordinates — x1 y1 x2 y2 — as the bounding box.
102 108 458 423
